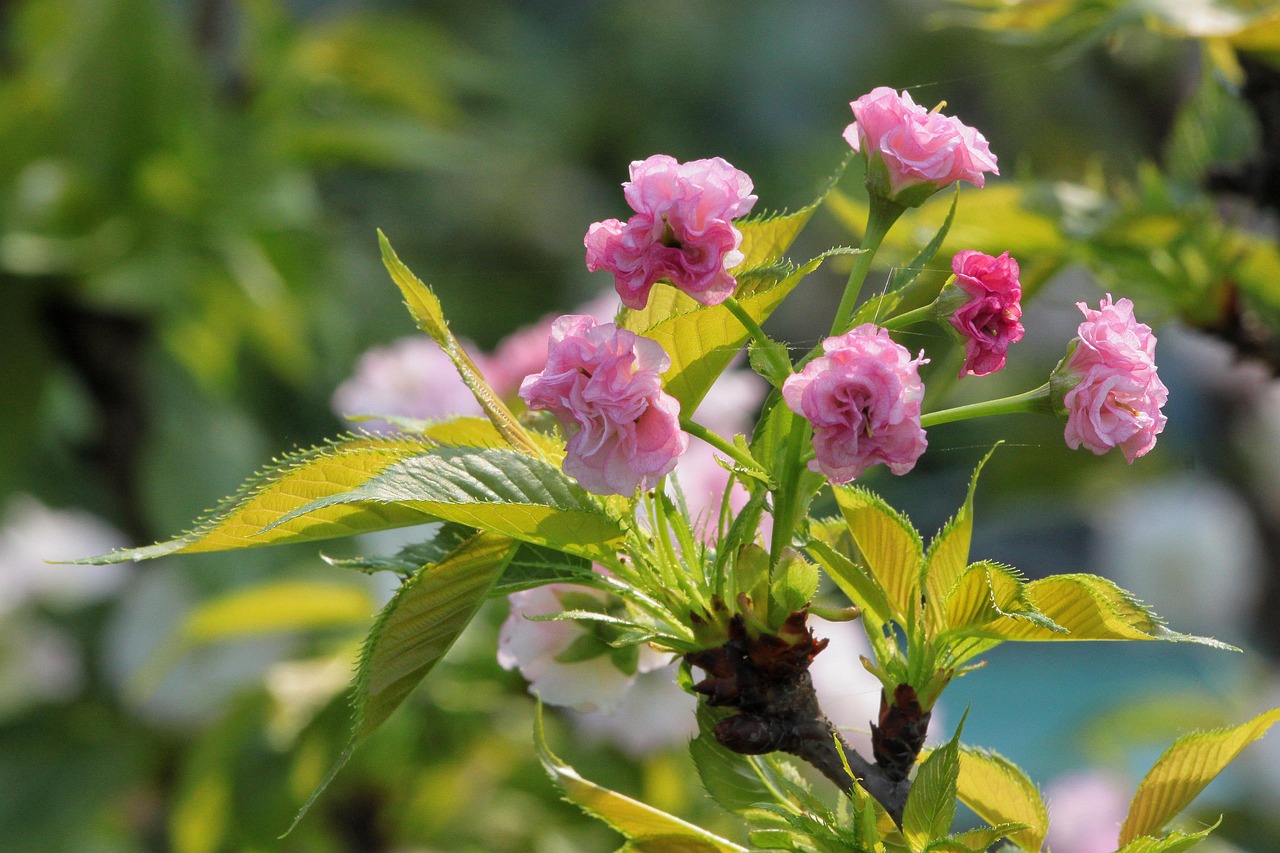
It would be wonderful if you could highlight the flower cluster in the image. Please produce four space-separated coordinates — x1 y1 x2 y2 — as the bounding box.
844 87 998 205
782 325 928 484
1055 295 1168 463
585 154 757 309
519 315 688 495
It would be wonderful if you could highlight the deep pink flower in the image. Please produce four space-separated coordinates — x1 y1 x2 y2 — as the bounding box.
519 315 688 495
585 154 757 310
782 325 928 484
947 250 1024 377
1056 295 1168 463
843 87 998 202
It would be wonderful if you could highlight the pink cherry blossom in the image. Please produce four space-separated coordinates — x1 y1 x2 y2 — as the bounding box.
1044 771 1129 853
585 154 757 310
519 315 688 495
782 324 928 484
1058 295 1168 463
843 87 998 201
486 292 619 398
947 250 1024 377
332 335 484 431
498 582 672 713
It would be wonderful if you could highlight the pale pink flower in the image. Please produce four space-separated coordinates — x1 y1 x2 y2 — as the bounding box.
1057 295 1168 463
498 582 673 713
519 316 688 495
843 87 998 202
1044 770 1129 853
947 250 1024 377
332 336 483 430
571 663 698 756
585 154 757 310
782 325 928 484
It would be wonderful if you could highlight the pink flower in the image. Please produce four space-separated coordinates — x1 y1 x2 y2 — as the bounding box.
332 336 483 431
498 582 672 712
486 292 619 398
843 87 998 203
782 325 928 484
947 250 1024 377
1044 771 1129 853
585 154 757 310
1056 296 1168 463
519 316 688 495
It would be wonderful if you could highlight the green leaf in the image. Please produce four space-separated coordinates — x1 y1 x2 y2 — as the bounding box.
770 549 820 617
181 581 375 643
622 254 843 415
536 707 746 852
75 434 442 563
288 530 517 832
690 708 776 816
941 823 1031 853
378 231 541 457
805 537 893 629
1115 824 1218 853
970 574 1235 649
1119 708 1280 845
832 486 925 624
902 717 963 848
941 562 1064 643
924 447 997 634
267 445 627 560
954 746 1048 852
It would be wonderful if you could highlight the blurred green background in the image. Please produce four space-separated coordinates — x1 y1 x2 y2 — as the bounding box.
4 0 1280 850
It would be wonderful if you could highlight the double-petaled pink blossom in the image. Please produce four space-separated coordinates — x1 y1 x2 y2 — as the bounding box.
1054 295 1168 463
782 324 928 484
585 154 757 310
519 315 688 495
843 87 998 204
946 250 1024 377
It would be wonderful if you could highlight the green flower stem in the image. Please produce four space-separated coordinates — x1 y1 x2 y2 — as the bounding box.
723 296 770 348
680 417 759 472
830 196 906 337
769 412 811 567
919 382 1053 428
878 303 935 330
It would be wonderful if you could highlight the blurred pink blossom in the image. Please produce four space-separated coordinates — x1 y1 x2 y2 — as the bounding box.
1044 770 1129 853
782 324 928 484
1058 295 1168 463
947 249 1024 377
843 87 998 201
585 154 757 310
497 582 672 713
519 316 688 495
331 336 483 430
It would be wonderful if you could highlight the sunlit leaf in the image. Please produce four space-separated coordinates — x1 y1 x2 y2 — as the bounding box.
1115 824 1218 853
267 445 627 560
182 581 374 643
806 537 893 629
924 446 997 633
75 434 441 563
536 707 747 852
954 746 1048 852
288 530 517 831
941 562 1064 645
1119 708 1280 844
832 486 924 623
378 230 541 457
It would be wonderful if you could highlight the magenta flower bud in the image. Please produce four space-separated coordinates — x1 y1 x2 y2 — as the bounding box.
782 324 928 485
585 154 758 310
944 250 1025 377
519 315 688 495
843 87 998 206
1051 295 1168 463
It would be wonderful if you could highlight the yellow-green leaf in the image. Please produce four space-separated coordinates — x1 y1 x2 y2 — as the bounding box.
378 230 541 457
76 434 441 563
975 575 1235 650
733 153 849 271
182 581 374 643
536 708 746 852
954 746 1048 853
268 446 627 560
806 537 893 628
1119 708 1280 845
833 486 924 624
1115 824 1218 853
924 447 997 633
